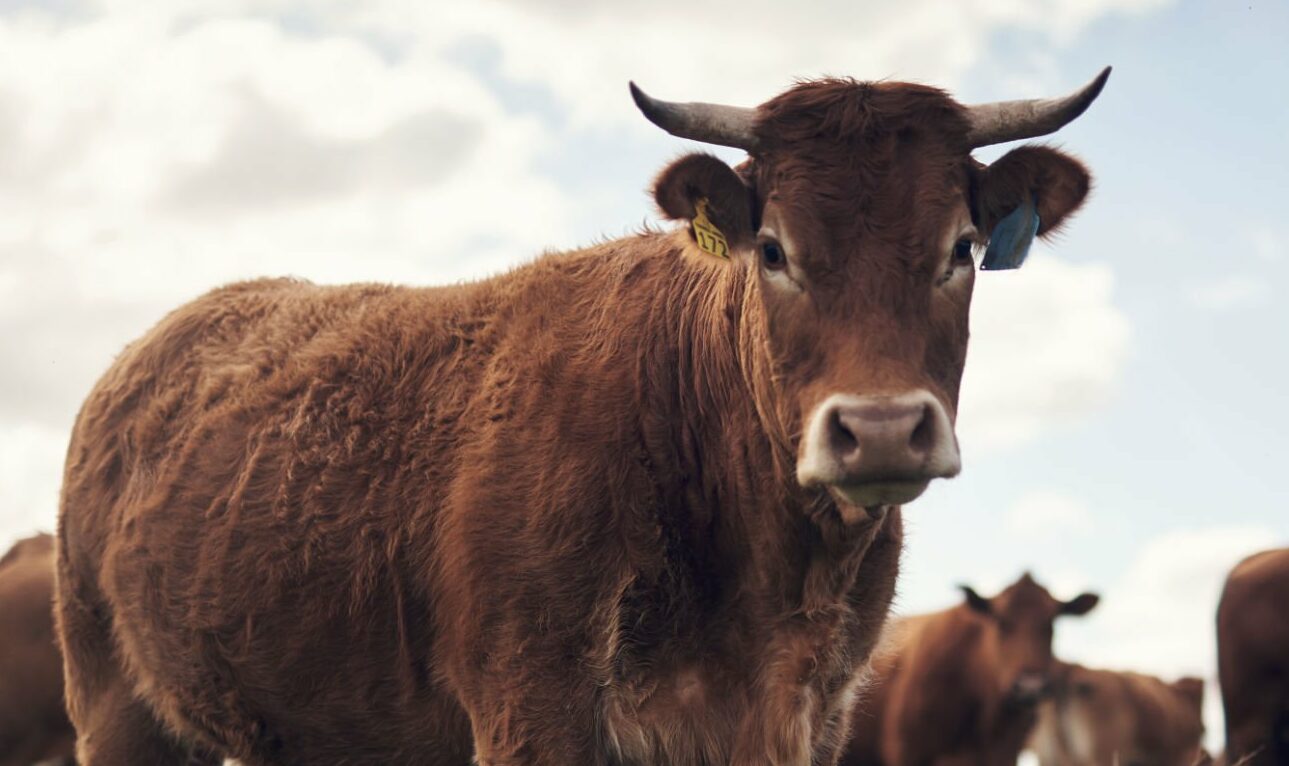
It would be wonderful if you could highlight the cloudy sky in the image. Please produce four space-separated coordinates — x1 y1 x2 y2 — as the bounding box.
0 0 1285 754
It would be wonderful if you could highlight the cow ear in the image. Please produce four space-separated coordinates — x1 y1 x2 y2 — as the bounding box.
1172 677 1205 710
1059 592 1100 616
975 146 1091 271
654 153 755 259
960 585 993 615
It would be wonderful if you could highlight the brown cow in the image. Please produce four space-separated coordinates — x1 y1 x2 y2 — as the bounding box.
1217 547 1289 766
841 572 1100 765
55 70 1109 765
1029 663 1207 766
0 533 75 766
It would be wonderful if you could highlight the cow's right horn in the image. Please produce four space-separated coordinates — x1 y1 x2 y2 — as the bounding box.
963 67 1112 148
629 82 760 152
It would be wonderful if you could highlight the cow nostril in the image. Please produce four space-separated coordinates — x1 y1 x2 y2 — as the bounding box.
827 407 860 457
908 404 934 454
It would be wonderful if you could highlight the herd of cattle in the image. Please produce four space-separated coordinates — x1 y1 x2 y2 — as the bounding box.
0 67 1285 765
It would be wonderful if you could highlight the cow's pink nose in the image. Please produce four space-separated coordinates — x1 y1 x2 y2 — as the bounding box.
828 398 938 480
797 391 960 507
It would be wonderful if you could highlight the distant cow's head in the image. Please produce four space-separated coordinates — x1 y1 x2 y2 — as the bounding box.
1171 676 1206 715
0 531 54 569
634 70 1108 519
960 572 1099 704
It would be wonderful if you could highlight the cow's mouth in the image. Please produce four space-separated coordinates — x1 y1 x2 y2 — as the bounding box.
829 479 930 509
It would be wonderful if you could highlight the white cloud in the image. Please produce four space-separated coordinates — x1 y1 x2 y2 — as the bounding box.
1251 225 1284 263
1006 490 1094 538
1066 525 1276 674
0 12 571 303
956 251 1132 452
341 0 1167 130
71 0 1171 133
1188 273 1272 311
0 421 66 551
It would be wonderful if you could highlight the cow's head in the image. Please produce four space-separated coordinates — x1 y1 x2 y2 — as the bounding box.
634 69 1108 519
960 572 1099 705
0 532 54 569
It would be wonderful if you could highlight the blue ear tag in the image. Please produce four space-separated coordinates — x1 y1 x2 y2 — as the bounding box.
981 198 1040 271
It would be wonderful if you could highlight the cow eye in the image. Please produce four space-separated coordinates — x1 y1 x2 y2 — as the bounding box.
760 240 787 271
952 238 975 265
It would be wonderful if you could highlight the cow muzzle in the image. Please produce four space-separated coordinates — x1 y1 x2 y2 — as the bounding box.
796 390 961 509
1009 672 1052 705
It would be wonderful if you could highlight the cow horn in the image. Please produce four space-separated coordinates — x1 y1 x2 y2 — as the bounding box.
964 66 1112 148
629 82 760 152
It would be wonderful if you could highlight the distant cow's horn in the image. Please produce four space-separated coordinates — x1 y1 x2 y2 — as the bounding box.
964 66 1112 148
629 82 760 152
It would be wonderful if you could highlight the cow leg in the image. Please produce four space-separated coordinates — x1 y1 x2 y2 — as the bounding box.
71 667 219 765
57 576 219 765
75 684 218 765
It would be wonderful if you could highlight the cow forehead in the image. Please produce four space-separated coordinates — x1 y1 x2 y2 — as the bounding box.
751 79 974 213
797 171 966 228
0 532 55 568
754 78 971 148
755 136 972 258
995 579 1061 618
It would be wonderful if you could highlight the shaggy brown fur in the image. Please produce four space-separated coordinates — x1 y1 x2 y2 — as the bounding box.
0 533 75 766
840 573 1099 766
1217 548 1289 766
56 79 1094 765
1030 663 1207 766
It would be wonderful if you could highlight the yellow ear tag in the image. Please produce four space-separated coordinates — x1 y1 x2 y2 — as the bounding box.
692 198 730 259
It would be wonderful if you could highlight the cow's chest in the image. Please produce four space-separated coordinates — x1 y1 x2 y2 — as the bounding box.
595 506 900 764
600 613 868 766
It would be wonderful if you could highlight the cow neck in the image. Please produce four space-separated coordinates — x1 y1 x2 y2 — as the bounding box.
628 239 879 611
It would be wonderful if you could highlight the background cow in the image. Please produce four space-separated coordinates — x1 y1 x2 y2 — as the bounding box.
1029 663 1207 766
1217 547 1289 766
841 572 1099 766
0 533 75 766
55 71 1107 765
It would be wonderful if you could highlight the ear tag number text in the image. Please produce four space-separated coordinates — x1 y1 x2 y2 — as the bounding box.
692 198 730 259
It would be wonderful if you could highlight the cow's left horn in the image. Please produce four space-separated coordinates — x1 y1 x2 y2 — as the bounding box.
963 66 1112 148
629 82 759 152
